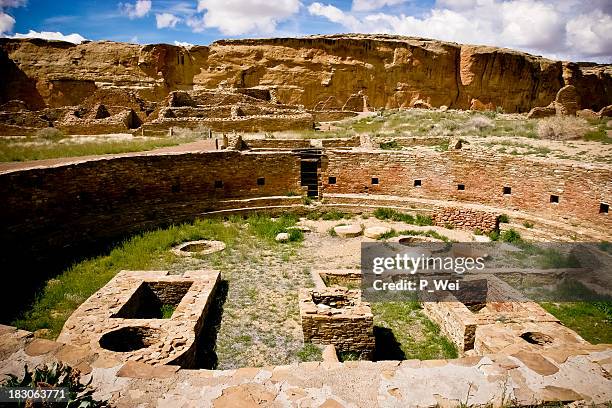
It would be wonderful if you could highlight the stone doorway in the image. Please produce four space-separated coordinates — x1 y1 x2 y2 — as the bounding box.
297 149 322 198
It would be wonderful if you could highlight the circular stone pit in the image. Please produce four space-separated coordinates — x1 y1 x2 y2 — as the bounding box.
99 326 162 352
171 240 226 257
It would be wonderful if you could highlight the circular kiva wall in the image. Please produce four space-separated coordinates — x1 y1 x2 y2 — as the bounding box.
0 148 610 319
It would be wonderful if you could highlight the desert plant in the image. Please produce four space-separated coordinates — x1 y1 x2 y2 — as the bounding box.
2 362 105 407
501 229 522 243
468 115 494 131
498 214 510 223
379 140 401 150
537 116 590 140
34 127 66 141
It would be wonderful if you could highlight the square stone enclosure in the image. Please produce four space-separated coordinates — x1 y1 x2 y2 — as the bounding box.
299 288 375 358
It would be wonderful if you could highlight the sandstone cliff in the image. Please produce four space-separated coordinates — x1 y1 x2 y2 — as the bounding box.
1 34 611 113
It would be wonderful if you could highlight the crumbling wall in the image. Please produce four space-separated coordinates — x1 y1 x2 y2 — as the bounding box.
433 208 499 233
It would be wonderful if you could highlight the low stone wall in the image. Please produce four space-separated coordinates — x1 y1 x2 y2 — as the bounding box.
2 324 612 406
58 270 220 368
320 135 361 148
299 288 374 358
318 270 362 288
244 138 311 149
143 113 314 133
433 207 499 233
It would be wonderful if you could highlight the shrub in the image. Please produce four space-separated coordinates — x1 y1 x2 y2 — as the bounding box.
34 127 66 141
523 221 534 228
468 115 494 130
306 211 322 220
488 231 500 241
2 362 105 407
498 214 510 223
321 210 348 221
303 196 313 205
287 228 304 242
473 228 483 235
297 343 322 362
380 140 401 150
501 229 522 243
537 116 590 140
415 214 434 226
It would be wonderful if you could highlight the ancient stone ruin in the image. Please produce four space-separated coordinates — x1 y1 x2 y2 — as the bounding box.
0 34 610 407
300 288 375 359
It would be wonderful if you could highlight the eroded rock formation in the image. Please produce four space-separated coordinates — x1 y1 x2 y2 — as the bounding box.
1 34 611 134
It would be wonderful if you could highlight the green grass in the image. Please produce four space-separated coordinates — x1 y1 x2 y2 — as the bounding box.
0 135 200 162
373 208 433 226
377 229 450 242
12 214 306 339
161 304 176 319
246 213 300 242
541 302 611 344
372 301 458 360
296 343 323 362
320 210 350 221
583 121 612 144
500 229 522 244
12 218 242 337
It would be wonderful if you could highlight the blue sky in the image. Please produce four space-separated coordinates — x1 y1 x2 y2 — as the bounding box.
1 0 611 62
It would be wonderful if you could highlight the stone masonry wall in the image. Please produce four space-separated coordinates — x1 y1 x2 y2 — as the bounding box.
322 149 612 228
0 151 300 320
433 207 499 233
299 288 375 358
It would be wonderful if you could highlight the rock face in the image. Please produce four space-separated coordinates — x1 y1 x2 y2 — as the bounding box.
1 34 610 115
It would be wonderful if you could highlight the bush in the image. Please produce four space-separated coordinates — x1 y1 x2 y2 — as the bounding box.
34 127 66 141
468 115 494 131
287 228 304 242
321 210 348 221
297 343 322 362
537 116 590 140
380 140 401 150
373 208 433 226
523 221 534 228
501 229 522 243
488 231 500 241
2 362 105 407
498 214 510 223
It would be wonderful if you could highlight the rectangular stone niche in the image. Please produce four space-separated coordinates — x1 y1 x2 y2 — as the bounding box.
299 288 375 359
113 281 193 319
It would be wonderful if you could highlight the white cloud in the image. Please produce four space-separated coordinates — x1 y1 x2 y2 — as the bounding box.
308 0 612 62
120 0 151 19
156 12 181 28
0 0 26 8
193 0 300 35
0 12 15 33
174 40 194 48
352 0 406 12
308 3 359 30
566 10 612 58
9 30 87 43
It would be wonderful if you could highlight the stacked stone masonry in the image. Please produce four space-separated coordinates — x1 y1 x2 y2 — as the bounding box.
299 288 375 358
433 207 499 233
